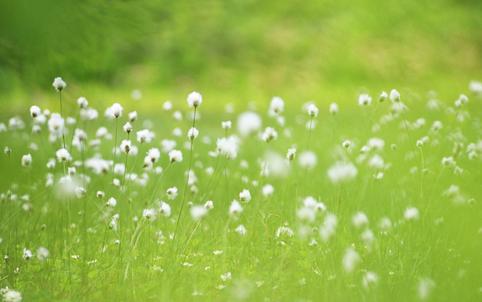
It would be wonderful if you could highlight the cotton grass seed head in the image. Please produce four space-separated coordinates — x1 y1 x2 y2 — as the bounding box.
21 154 32 167
168 149 183 163
358 94 372 106
30 106 41 118
187 91 202 108
52 77 66 91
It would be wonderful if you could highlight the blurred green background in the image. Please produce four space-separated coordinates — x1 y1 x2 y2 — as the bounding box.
0 0 481 109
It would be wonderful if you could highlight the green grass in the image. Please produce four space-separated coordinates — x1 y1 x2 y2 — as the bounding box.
0 87 481 301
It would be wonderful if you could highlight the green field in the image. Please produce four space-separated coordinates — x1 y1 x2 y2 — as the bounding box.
0 85 481 301
0 0 481 301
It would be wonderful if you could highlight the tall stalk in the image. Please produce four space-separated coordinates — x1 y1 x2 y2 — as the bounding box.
173 107 197 241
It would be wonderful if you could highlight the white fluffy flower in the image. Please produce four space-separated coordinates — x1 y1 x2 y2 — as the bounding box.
358 94 372 106
56 148 72 162
329 102 339 115
30 105 41 118
342 247 360 273
142 208 157 221
204 200 214 209
77 97 88 109
320 213 337 242
146 148 160 163
404 207 419 220
362 271 379 289
286 147 296 161
168 149 183 163
166 187 178 200
216 136 239 159
52 77 66 91
120 140 132 154
239 189 251 202
389 89 400 102
123 122 133 134
261 127 278 142
379 91 388 102
128 111 138 122
22 248 33 260
190 205 208 221
237 112 262 136
187 127 199 140
106 197 117 207
327 162 358 183
352 211 369 228
306 103 319 117
269 96 285 115
37 246 49 261
229 200 243 216
21 154 32 167
136 129 154 143
262 184 274 197
106 103 123 119
221 120 232 130
187 91 203 108
235 224 247 236
1 288 22 302
298 151 317 169
48 113 64 134
159 201 172 217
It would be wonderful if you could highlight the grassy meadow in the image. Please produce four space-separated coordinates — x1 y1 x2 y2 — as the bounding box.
0 1 481 301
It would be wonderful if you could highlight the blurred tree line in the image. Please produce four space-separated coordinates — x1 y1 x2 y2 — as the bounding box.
0 0 481 91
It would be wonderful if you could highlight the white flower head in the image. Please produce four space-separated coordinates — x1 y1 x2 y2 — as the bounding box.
36 247 49 261
379 91 388 102
187 127 199 140
404 207 419 220
298 151 317 169
159 201 172 217
166 187 178 200
128 111 138 122
306 103 319 117
286 147 297 161
269 96 285 115
21 154 32 167
362 271 379 289
1 288 22 302
358 94 372 106
187 91 202 108
168 149 183 163
22 248 33 260
237 111 262 136
120 140 132 154
352 211 369 228
106 197 117 207
221 120 232 130
109 103 123 119
216 136 239 159
190 205 208 221
52 77 67 91
329 102 339 115
389 89 400 102
342 247 360 273
123 122 133 134
261 127 278 142
30 105 41 118
229 200 243 216
56 148 72 162
239 189 252 202
77 97 88 109
142 208 157 221
262 184 274 197
136 129 154 143
328 162 358 183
